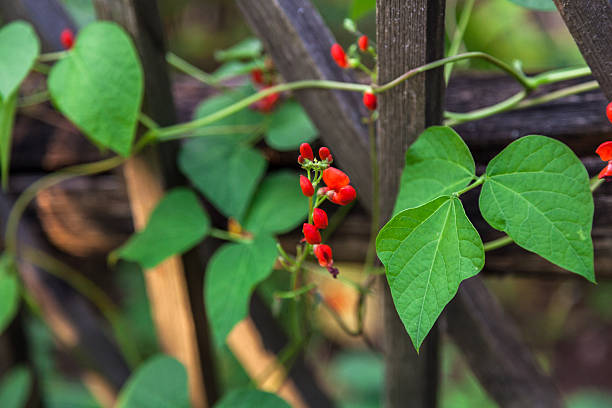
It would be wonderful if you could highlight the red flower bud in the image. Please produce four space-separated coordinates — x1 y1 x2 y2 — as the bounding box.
358 35 368 51
299 143 314 161
599 161 612 180
607 101 612 124
363 92 377 110
596 141 612 161
322 167 350 190
60 28 74 50
251 68 264 85
251 89 280 112
330 43 348 68
300 175 314 196
298 155 305 164
303 223 321 244
312 208 328 229
313 244 333 267
319 147 332 162
331 185 356 205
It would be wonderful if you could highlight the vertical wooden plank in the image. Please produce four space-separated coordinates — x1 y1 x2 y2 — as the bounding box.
92 1 211 406
376 1 445 406
553 0 612 99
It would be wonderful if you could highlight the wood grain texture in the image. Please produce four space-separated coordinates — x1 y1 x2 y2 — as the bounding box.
553 0 612 99
236 0 373 207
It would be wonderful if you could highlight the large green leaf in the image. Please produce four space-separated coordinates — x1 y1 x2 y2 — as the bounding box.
205 235 278 346
394 126 475 214
114 188 210 269
0 92 17 189
0 366 31 408
506 0 556 11
479 135 594 281
48 22 143 156
214 389 290 408
0 21 40 100
179 137 267 220
265 101 318 151
0 255 19 334
116 355 189 408
376 196 484 351
243 171 308 234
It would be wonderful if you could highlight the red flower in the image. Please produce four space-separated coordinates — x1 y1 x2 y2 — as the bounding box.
251 68 264 85
607 102 612 124
313 208 328 229
298 155 305 165
358 35 368 51
251 88 279 112
322 167 350 190
599 162 612 179
330 185 356 205
60 28 74 50
303 223 321 244
319 147 332 162
313 244 333 267
363 92 377 110
597 141 612 180
300 175 314 196
330 43 348 68
300 143 314 161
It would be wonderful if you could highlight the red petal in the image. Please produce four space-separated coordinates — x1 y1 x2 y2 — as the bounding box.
312 208 328 229
330 185 356 205
299 143 314 161
322 167 350 190
300 175 314 197
599 162 612 179
330 44 348 68
302 223 321 244
314 244 333 267
358 35 368 51
596 141 612 161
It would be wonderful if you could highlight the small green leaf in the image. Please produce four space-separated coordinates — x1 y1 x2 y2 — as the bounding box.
205 235 278 346
394 126 475 214
0 255 19 334
265 101 318 151
0 92 17 189
179 137 267 220
214 389 290 408
0 366 31 408
479 135 594 281
243 171 308 234
506 0 556 11
114 188 210 269
212 60 261 81
376 196 484 351
0 21 40 100
116 355 189 408
48 22 143 156
214 37 263 61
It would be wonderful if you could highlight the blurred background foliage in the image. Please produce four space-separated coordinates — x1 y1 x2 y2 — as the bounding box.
7 0 602 407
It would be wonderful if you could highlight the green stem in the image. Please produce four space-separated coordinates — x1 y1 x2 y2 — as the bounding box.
22 246 141 367
18 90 50 108
5 156 125 254
445 90 527 126
530 66 591 87
38 51 67 62
209 228 252 243
166 52 223 89
32 62 50 75
515 80 599 110
483 236 514 252
138 113 159 131
275 283 317 299
444 0 475 84
454 175 484 196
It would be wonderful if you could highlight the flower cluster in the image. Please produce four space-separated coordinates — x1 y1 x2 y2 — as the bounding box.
298 143 356 278
250 60 280 113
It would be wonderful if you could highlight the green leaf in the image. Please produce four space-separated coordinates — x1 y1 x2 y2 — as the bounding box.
114 188 210 269
479 135 594 281
376 196 484 351
212 60 261 81
48 22 143 156
179 137 267 220
506 0 556 11
265 101 318 151
243 171 308 234
0 366 31 408
0 21 40 100
0 255 19 334
350 0 376 20
214 389 290 408
214 37 263 61
0 92 17 190
205 235 278 346
117 355 189 408
394 126 475 214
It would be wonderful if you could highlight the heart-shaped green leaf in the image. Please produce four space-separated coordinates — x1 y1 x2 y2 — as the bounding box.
0 366 31 408
205 235 277 346
243 171 308 234
117 355 189 408
394 126 475 214
214 389 290 408
48 22 143 156
506 0 556 11
114 188 210 269
479 135 594 281
265 101 318 151
179 136 267 220
0 21 40 100
376 196 484 351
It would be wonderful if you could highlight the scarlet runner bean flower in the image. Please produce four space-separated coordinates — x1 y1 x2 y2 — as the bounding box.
312 208 328 229
596 141 612 180
300 143 314 161
607 101 612 124
300 175 314 196
250 88 280 113
251 68 265 85
314 244 338 278
319 147 332 162
330 43 348 68
60 28 74 50
363 92 377 110
358 35 368 51
302 223 321 244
